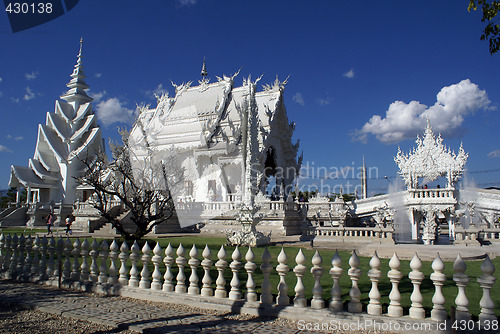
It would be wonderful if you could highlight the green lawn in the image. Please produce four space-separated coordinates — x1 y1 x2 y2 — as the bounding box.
1 232 498 318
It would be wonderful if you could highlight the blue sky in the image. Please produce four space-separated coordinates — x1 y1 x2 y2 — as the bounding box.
0 0 499 195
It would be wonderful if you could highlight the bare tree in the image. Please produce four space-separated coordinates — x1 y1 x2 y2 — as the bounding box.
75 129 179 240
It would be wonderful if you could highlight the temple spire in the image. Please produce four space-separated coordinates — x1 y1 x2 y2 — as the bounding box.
201 57 207 78
60 38 92 104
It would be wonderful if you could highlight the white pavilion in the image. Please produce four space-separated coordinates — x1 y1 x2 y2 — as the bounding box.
6 39 103 225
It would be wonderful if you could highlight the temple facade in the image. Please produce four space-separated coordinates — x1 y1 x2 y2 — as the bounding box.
5 39 103 225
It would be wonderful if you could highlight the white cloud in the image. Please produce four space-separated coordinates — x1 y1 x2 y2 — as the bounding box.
343 68 355 79
95 97 138 126
292 92 305 106
25 70 39 80
0 145 11 153
178 0 197 6
145 84 168 100
11 97 19 103
95 73 102 78
0 91 3 98
0 77 3 82
317 97 333 106
89 90 107 103
23 87 35 101
6 135 23 141
354 79 492 144
488 150 500 158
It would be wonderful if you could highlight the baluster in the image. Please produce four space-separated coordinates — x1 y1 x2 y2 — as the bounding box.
46 236 55 277
387 253 403 317
229 246 242 300
409 253 425 319
39 236 48 279
329 250 343 311
71 238 81 281
245 247 257 302
311 250 324 309
139 241 151 289
9 235 18 276
108 240 118 284
293 249 307 307
260 248 273 304
89 239 99 282
348 250 362 313
54 237 64 278
98 240 109 284
477 254 496 321
118 241 129 285
175 243 187 293
188 245 200 295
2 234 11 272
162 243 174 292
17 234 25 273
151 242 163 290
80 239 90 282
0 234 4 269
201 245 213 297
63 237 72 281
215 245 228 298
128 241 140 287
23 235 32 278
367 252 382 315
453 254 470 321
31 235 40 277
276 247 289 306
430 253 447 321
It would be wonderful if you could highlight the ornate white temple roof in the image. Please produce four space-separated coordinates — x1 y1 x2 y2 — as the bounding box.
9 39 103 203
395 120 468 189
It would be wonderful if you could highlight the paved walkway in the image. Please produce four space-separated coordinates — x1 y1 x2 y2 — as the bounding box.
0 280 312 334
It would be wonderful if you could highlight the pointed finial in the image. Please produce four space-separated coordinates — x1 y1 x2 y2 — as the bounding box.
201 57 207 78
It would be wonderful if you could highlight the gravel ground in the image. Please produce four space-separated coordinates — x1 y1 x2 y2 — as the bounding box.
0 303 136 334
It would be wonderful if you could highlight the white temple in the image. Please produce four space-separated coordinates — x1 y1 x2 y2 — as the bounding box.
6 39 103 225
128 63 302 236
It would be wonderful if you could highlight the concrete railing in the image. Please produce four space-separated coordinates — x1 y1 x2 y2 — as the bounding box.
0 233 497 332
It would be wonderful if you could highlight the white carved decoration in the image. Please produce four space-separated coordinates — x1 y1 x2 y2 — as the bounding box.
395 120 467 189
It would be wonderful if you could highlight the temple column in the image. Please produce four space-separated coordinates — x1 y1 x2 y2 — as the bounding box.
26 186 31 204
410 209 420 241
448 213 455 242
16 189 21 204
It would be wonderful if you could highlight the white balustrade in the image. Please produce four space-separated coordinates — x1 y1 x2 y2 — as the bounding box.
54 237 64 278
367 252 382 316
163 243 175 292
98 240 109 284
139 241 151 289
245 247 257 302
276 248 289 306
453 254 470 321
63 237 72 280
118 241 129 285
151 242 163 290
23 235 32 277
108 240 119 284
39 236 48 279
46 236 55 277
229 246 242 300
128 241 140 287
80 238 90 282
71 238 81 281
408 253 425 319
329 250 343 311
175 244 187 293
311 250 324 309
201 245 213 297
188 245 200 295
215 245 228 298
348 251 362 313
477 255 496 321
260 248 273 304
31 235 40 276
430 253 447 321
387 253 403 317
293 249 307 307
10 234 18 274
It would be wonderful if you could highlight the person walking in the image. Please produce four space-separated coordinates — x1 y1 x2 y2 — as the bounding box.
65 216 72 235
46 213 54 236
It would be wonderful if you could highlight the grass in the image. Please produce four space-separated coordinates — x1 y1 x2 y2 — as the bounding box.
1 232 498 317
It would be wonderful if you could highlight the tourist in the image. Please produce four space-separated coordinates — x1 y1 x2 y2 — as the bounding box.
65 216 72 235
46 213 54 236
